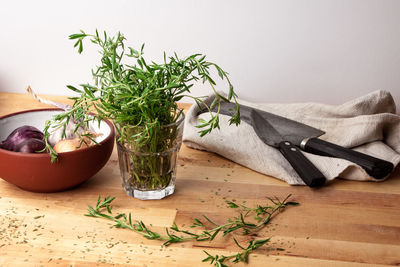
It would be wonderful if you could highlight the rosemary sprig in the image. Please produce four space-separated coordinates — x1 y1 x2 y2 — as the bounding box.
44 30 241 162
85 195 298 265
202 238 270 267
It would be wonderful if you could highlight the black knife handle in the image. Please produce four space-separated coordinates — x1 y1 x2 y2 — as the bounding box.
278 141 326 188
303 138 394 179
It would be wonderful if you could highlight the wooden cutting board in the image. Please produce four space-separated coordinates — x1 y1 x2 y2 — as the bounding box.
0 92 399 266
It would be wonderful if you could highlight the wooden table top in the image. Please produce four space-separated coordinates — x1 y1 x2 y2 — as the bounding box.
0 92 399 267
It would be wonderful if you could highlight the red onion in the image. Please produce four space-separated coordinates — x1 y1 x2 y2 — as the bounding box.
0 125 44 152
15 138 46 153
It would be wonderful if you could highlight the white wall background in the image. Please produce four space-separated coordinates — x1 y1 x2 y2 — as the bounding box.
0 0 399 105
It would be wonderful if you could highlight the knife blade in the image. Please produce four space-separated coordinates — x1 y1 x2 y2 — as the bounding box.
212 102 325 145
250 110 326 187
210 102 394 179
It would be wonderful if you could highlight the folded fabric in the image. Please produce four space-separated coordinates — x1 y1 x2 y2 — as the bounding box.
183 90 400 185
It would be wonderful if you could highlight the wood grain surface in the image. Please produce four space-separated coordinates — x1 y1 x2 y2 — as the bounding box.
0 92 399 267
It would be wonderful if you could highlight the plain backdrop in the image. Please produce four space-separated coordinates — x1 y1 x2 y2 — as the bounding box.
0 0 399 106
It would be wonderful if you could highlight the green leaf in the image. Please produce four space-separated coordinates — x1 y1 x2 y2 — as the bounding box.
78 40 83 54
81 84 96 98
210 228 221 240
195 121 209 129
105 205 112 214
202 251 214 262
191 218 205 227
140 43 145 54
202 215 218 226
128 47 139 58
228 87 234 100
253 238 270 248
67 85 83 93
171 222 179 231
226 201 239 209
196 237 210 242
233 237 246 250
69 33 86 39
286 201 299 206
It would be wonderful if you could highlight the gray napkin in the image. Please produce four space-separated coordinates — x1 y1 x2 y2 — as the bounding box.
183 90 400 185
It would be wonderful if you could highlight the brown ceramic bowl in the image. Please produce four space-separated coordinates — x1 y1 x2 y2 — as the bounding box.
0 109 115 192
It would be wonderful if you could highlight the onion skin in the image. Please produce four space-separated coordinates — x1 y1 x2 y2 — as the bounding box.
0 125 44 152
53 138 90 153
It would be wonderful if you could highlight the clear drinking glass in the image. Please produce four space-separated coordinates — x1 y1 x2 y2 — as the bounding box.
116 113 184 200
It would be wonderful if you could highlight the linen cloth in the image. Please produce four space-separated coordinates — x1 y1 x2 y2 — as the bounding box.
182 90 400 185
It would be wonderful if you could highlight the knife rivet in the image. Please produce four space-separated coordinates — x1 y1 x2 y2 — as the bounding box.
291 148 296 151
285 142 290 145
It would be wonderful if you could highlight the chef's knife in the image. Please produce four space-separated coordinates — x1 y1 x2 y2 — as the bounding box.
250 110 326 187
209 102 394 179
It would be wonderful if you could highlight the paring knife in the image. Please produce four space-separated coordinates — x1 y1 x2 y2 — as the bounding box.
250 110 326 187
209 102 394 179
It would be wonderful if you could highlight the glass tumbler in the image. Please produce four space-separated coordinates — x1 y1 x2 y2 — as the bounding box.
116 113 184 200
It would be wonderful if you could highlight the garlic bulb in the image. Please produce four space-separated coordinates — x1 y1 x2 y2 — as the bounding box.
48 121 87 147
27 86 95 147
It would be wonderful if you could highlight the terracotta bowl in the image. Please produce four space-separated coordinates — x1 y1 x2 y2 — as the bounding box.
0 109 115 192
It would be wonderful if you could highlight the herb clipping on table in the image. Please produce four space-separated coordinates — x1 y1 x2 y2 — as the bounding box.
43 30 241 162
86 195 299 266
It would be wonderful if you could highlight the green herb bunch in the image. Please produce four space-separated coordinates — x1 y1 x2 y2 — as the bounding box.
86 195 298 266
45 30 240 162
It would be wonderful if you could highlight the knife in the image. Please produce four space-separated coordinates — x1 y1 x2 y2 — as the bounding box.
250 110 326 187
209 102 394 179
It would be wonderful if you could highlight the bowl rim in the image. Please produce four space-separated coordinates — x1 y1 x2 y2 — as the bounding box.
0 108 115 158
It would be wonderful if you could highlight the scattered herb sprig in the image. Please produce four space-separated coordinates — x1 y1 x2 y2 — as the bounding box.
203 238 270 267
85 195 298 266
